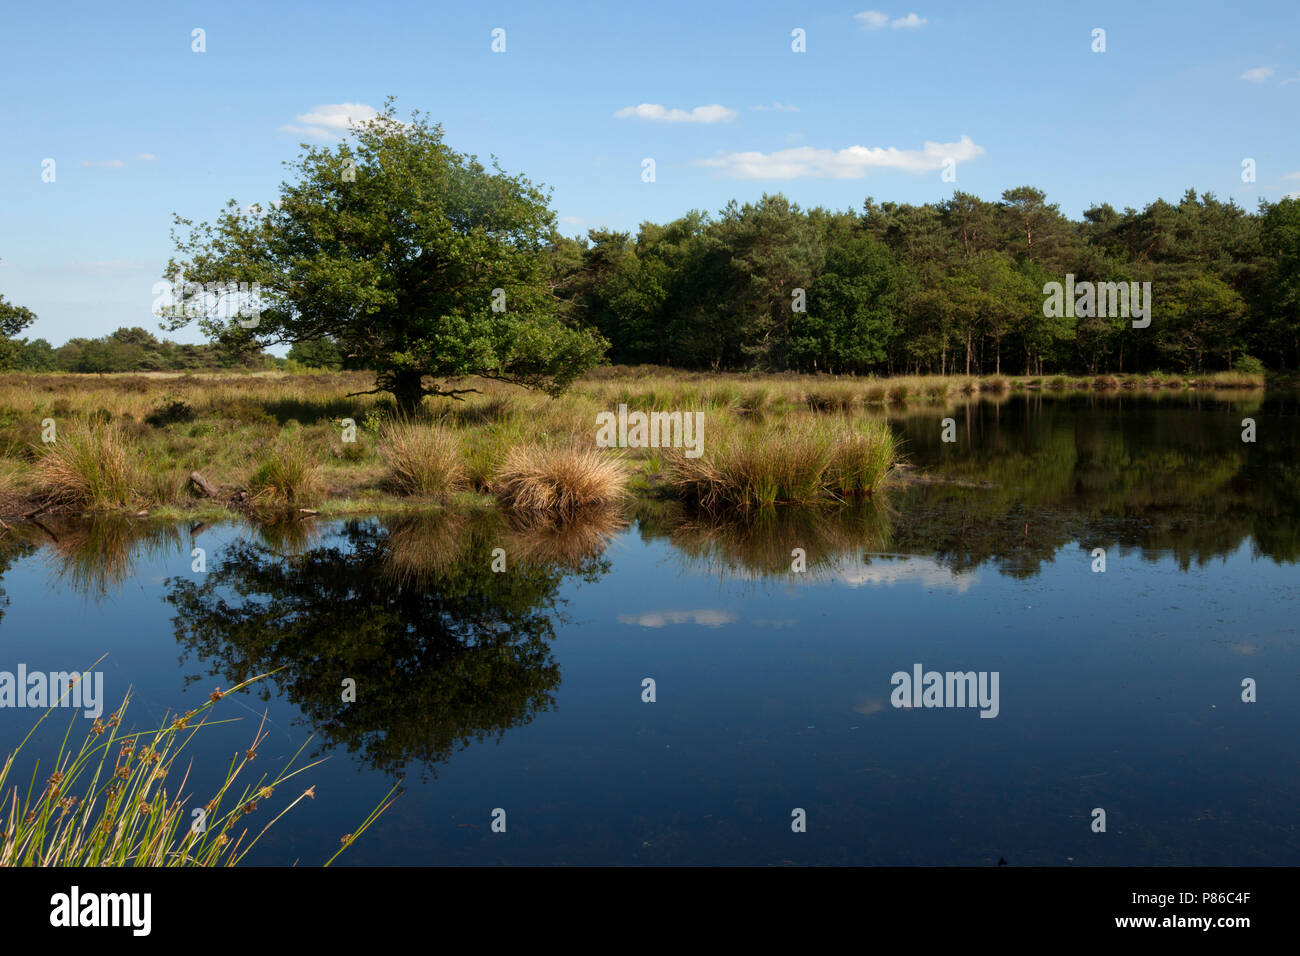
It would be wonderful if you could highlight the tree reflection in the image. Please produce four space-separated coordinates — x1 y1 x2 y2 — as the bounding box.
165 508 618 777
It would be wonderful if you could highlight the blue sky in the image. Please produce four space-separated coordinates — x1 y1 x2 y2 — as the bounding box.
1 0 1297 345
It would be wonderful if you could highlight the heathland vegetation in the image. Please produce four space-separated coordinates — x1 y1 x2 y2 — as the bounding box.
0 366 1265 521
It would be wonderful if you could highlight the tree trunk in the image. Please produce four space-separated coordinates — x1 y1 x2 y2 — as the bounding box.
391 372 427 418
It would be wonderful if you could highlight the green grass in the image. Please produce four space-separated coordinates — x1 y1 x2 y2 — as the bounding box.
248 432 323 506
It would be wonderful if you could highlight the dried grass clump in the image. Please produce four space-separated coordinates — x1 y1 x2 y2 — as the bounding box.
494 445 629 517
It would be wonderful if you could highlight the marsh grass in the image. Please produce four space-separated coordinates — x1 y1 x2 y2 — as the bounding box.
824 420 901 495
494 445 629 517
380 421 466 498
0 670 396 866
248 432 323 506
0 367 1268 518
667 416 898 510
35 420 136 511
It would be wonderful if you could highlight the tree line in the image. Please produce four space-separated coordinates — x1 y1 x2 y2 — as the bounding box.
545 188 1300 375
0 320 279 372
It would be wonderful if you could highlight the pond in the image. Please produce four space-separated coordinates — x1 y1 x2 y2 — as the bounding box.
2 393 1296 865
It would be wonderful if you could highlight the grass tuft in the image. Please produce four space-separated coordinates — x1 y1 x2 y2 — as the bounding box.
248 433 323 506
494 445 629 517
0 670 397 866
35 420 136 510
379 421 466 497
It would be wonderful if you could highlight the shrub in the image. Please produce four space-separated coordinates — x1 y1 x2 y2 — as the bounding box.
1233 354 1266 375
144 400 196 427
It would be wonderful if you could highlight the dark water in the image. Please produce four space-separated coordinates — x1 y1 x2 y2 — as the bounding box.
2 393 1297 865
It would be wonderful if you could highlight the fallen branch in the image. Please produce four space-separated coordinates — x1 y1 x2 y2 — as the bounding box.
189 471 220 499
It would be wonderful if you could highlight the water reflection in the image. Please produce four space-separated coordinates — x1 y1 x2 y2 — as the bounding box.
163 508 619 777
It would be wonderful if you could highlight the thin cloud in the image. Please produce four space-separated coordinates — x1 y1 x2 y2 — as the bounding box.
751 102 799 112
1241 65 1275 82
80 159 125 169
697 135 984 179
614 103 737 123
137 153 157 161
856 10 927 29
281 102 380 139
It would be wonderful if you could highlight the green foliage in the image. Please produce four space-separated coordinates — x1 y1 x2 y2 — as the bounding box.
0 295 38 370
287 336 343 369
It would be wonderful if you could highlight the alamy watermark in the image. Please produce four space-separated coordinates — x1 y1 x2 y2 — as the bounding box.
595 404 704 458
890 663 999 718
1043 274 1151 329
0 665 103 718
151 278 264 328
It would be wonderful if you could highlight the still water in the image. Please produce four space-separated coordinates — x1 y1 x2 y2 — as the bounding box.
2 394 1297 865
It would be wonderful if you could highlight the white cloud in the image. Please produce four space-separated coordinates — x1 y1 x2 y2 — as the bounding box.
891 13 927 28
856 10 927 29
281 102 380 139
697 135 984 179
751 102 799 112
137 153 156 161
1241 65 1275 82
614 103 737 123
617 608 737 628
80 159 125 169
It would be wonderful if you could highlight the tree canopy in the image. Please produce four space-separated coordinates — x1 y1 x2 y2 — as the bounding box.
164 101 607 413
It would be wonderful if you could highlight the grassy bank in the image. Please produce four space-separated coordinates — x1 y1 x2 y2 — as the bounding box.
0 367 1266 519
